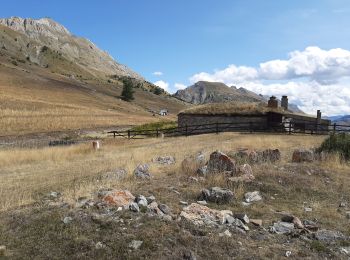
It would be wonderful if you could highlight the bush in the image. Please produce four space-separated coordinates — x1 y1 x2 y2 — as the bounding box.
121 78 135 101
317 133 350 160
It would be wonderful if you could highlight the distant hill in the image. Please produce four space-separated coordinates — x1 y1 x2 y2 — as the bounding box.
326 115 350 125
174 81 304 113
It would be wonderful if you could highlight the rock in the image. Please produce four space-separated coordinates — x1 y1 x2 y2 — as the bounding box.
197 165 208 176
133 164 151 179
233 213 250 224
201 187 235 204
225 215 236 225
102 190 135 207
153 156 176 165
129 202 140 212
147 201 164 216
270 222 295 234
101 168 127 180
340 247 350 256
158 204 171 215
304 207 312 212
63 216 73 224
0 245 6 257
219 229 232 237
188 176 199 182
250 219 263 226
180 203 233 226
207 151 236 174
95 242 106 249
197 200 207 205
260 149 281 163
48 191 61 199
233 149 259 163
285 251 292 257
346 211 350 219
146 195 156 204
180 201 188 206
135 195 148 207
182 249 197 260
292 149 314 163
281 215 304 229
229 218 250 231
315 229 347 242
181 152 206 174
303 220 319 231
229 164 255 183
339 201 347 208
75 198 95 209
129 240 143 250
244 191 262 203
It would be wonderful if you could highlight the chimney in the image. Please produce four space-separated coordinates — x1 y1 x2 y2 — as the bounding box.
281 96 288 110
268 96 278 108
317 110 321 124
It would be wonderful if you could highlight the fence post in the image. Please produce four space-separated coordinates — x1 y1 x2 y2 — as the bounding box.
333 123 336 134
156 128 159 138
216 122 219 134
249 122 252 133
128 130 130 139
288 121 292 135
113 132 116 138
185 124 188 137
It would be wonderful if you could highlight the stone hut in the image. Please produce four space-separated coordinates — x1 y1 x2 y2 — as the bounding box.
177 99 331 134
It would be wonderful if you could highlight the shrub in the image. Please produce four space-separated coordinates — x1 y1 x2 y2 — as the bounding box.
317 133 350 160
121 78 135 101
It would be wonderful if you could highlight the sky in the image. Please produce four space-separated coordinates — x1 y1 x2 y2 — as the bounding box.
1 0 350 115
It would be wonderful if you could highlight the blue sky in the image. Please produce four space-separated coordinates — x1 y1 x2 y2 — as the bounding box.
1 0 350 115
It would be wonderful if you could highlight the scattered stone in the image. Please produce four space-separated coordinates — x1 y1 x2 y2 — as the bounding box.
260 149 281 163
147 201 164 216
102 190 135 207
303 220 319 231
292 149 314 163
129 202 140 212
346 211 350 219
146 195 156 204
219 229 232 237
304 207 313 212
188 176 199 182
197 200 207 205
153 156 175 165
75 197 95 209
180 203 233 226
285 251 292 257
207 150 236 174
162 214 173 222
233 213 250 224
281 215 304 229
270 222 295 234
182 249 197 260
128 240 143 250
229 164 255 183
225 215 236 225
340 247 350 256
95 242 106 249
229 218 250 231
233 148 259 163
158 204 171 215
250 219 263 227
201 187 235 204
136 195 148 207
180 201 188 206
315 229 347 242
0 245 6 257
339 201 347 208
101 168 127 180
133 164 151 179
197 165 208 176
242 202 251 206
63 216 73 224
48 191 61 199
244 191 262 203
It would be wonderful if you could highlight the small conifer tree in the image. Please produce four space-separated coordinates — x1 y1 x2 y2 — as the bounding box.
121 78 135 101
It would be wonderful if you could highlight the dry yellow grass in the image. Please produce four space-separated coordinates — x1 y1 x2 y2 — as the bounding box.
0 132 335 212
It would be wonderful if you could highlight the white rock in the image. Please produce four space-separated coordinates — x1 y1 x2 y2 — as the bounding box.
63 216 73 224
129 240 143 250
244 191 262 203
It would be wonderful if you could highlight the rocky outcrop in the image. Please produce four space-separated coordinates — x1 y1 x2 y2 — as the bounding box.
0 17 143 79
207 151 236 174
200 187 235 204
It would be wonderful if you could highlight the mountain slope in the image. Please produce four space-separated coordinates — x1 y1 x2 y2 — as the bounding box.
174 81 304 113
0 17 188 136
0 17 142 80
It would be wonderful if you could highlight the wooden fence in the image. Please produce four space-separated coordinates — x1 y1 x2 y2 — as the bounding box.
108 121 350 139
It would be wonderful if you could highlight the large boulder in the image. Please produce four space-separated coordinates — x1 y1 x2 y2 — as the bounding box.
101 189 135 207
315 229 347 242
207 151 236 174
134 164 151 179
270 222 295 234
201 187 235 204
292 149 314 163
180 203 233 226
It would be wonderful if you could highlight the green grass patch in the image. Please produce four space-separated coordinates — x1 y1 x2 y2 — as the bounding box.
317 133 350 160
131 121 177 133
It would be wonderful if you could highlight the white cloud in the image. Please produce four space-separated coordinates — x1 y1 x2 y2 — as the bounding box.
188 46 350 115
153 80 169 91
174 83 187 90
153 71 163 76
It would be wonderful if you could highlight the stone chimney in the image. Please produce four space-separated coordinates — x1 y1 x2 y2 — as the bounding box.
317 110 321 124
281 96 288 110
268 96 278 108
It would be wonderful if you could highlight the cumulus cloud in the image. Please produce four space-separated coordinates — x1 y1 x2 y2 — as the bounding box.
153 71 163 76
153 80 169 91
174 83 187 90
188 46 350 115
